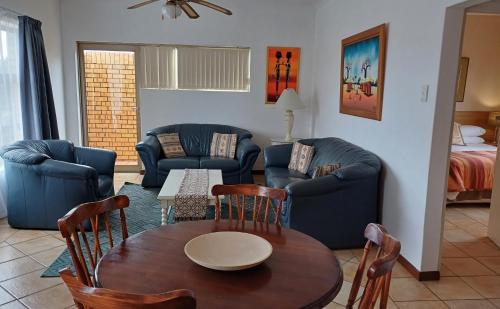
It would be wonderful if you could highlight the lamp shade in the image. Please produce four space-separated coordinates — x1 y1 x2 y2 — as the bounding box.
162 2 182 19
277 89 305 110
488 112 500 126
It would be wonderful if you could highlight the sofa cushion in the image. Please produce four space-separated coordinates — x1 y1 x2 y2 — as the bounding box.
200 157 240 173
98 175 113 197
265 167 310 189
158 157 200 172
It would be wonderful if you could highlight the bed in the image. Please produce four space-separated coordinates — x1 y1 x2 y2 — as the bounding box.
448 112 498 203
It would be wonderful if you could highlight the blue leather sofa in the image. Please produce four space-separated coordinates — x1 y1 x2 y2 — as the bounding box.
136 124 260 187
0 140 116 229
264 138 381 249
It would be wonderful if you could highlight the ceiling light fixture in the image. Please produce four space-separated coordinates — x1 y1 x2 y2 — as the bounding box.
162 1 182 19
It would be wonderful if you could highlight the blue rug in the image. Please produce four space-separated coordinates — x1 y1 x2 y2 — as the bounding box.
42 182 271 277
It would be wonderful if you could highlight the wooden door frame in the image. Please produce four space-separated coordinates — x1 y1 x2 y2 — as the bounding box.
77 42 142 173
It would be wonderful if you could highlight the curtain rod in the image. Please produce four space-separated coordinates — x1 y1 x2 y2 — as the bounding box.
0 6 23 17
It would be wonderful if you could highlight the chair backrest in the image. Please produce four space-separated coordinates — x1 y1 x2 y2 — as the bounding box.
211 184 287 224
58 195 130 287
347 223 401 309
60 268 196 309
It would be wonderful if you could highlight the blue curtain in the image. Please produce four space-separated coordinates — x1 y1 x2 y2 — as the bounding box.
18 16 59 140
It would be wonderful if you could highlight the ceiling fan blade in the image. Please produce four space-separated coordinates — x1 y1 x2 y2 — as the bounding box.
179 2 200 19
190 0 232 15
128 0 160 9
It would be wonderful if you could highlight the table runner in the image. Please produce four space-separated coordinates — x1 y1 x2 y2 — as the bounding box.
175 169 209 220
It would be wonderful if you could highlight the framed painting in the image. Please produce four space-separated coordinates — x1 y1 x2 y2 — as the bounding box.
340 24 387 121
455 57 469 102
266 47 301 104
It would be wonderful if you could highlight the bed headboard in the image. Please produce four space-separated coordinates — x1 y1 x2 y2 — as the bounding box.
454 111 496 143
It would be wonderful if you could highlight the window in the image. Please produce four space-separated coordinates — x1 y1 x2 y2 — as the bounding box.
140 45 251 92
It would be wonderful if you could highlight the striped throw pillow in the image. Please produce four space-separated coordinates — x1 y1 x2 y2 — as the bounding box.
288 142 314 174
210 133 238 159
312 164 342 179
157 133 186 158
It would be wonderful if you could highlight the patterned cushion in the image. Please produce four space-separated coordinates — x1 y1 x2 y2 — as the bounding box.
210 133 238 159
312 164 342 179
157 133 186 158
452 122 465 146
288 142 315 174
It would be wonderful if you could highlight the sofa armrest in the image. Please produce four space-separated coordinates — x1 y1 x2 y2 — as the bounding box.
285 175 343 197
35 159 98 180
236 139 261 166
332 163 379 181
136 135 161 168
264 144 293 168
75 147 116 176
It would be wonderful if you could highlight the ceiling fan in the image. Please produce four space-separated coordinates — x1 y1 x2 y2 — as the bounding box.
127 0 233 20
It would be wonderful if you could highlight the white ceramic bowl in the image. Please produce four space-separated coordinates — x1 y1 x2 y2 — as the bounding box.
184 232 273 271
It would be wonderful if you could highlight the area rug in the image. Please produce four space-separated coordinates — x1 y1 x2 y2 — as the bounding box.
42 182 272 277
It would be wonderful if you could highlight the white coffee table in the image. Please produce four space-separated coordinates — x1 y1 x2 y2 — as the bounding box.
157 169 224 225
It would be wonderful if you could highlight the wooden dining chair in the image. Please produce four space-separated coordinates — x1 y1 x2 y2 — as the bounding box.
60 268 196 309
211 184 287 224
347 223 401 309
58 195 130 287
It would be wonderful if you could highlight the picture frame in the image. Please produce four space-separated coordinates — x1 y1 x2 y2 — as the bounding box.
265 47 301 104
455 57 469 102
340 24 387 121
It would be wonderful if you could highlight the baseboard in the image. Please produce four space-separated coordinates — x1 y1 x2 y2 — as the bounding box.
398 255 440 281
252 170 265 175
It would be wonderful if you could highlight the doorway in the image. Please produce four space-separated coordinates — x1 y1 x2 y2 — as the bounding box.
78 43 141 172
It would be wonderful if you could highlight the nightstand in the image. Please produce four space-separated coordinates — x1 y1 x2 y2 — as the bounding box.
270 137 303 146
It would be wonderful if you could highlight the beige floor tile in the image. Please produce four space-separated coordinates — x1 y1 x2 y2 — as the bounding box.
444 221 458 231
459 208 489 224
424 277 482 300
333 249 356 263
20 284 74 309
0 257 44 282
323 302 344 309
395 300 448 309
477 257 500 275
389 278 437 302
0 227 17 243
332 280 364 306
444 229 480 243
392 262 413 278
0 287 14 306
0 301 26 309
442 242 468 258
12 236 64 255
490 299 500 308
462 223 488 238
0 247 25 264
5 231 47 245
30 246 66 267
462 276 500 298
0 243 8 249
454 241 500 257
441 258 495 276
0 270 62 299
440 263 456 277
445 299 497 309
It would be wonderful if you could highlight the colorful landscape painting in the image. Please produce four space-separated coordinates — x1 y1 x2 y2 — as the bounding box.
340 24 386 120
266 47 301 104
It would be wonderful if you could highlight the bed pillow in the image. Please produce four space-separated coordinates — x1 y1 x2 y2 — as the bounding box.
288 142 314 174
452 123 466 146
463 136 485 144
460 125 486 137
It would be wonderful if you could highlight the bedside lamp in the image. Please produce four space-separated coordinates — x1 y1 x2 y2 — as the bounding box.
277 89 305 142
488 112 500 145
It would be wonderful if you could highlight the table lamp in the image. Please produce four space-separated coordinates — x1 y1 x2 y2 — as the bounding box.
488 112 500 145
277 89 305 142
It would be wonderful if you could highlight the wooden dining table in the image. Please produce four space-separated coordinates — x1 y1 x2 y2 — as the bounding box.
95 220 343 309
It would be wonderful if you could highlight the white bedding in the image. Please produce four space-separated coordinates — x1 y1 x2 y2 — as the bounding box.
451 143 497 152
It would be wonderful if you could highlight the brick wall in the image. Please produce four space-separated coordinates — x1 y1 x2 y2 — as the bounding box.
84 51 138 166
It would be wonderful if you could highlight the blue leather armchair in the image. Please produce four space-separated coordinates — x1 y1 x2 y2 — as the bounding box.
0 140 116 229
137 124 260 187
264 138 381 249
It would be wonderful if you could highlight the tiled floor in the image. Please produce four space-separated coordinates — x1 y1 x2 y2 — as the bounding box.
0 174 499 308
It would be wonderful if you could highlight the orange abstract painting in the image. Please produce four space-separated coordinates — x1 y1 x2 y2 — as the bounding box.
266 47 301 104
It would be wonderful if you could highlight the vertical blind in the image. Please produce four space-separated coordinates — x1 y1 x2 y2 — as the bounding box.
140 45 251 92
0 9 23 218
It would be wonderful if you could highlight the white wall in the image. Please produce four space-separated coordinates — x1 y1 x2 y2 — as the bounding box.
312 0 475 271
0 0 66 138
59 0 317 168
